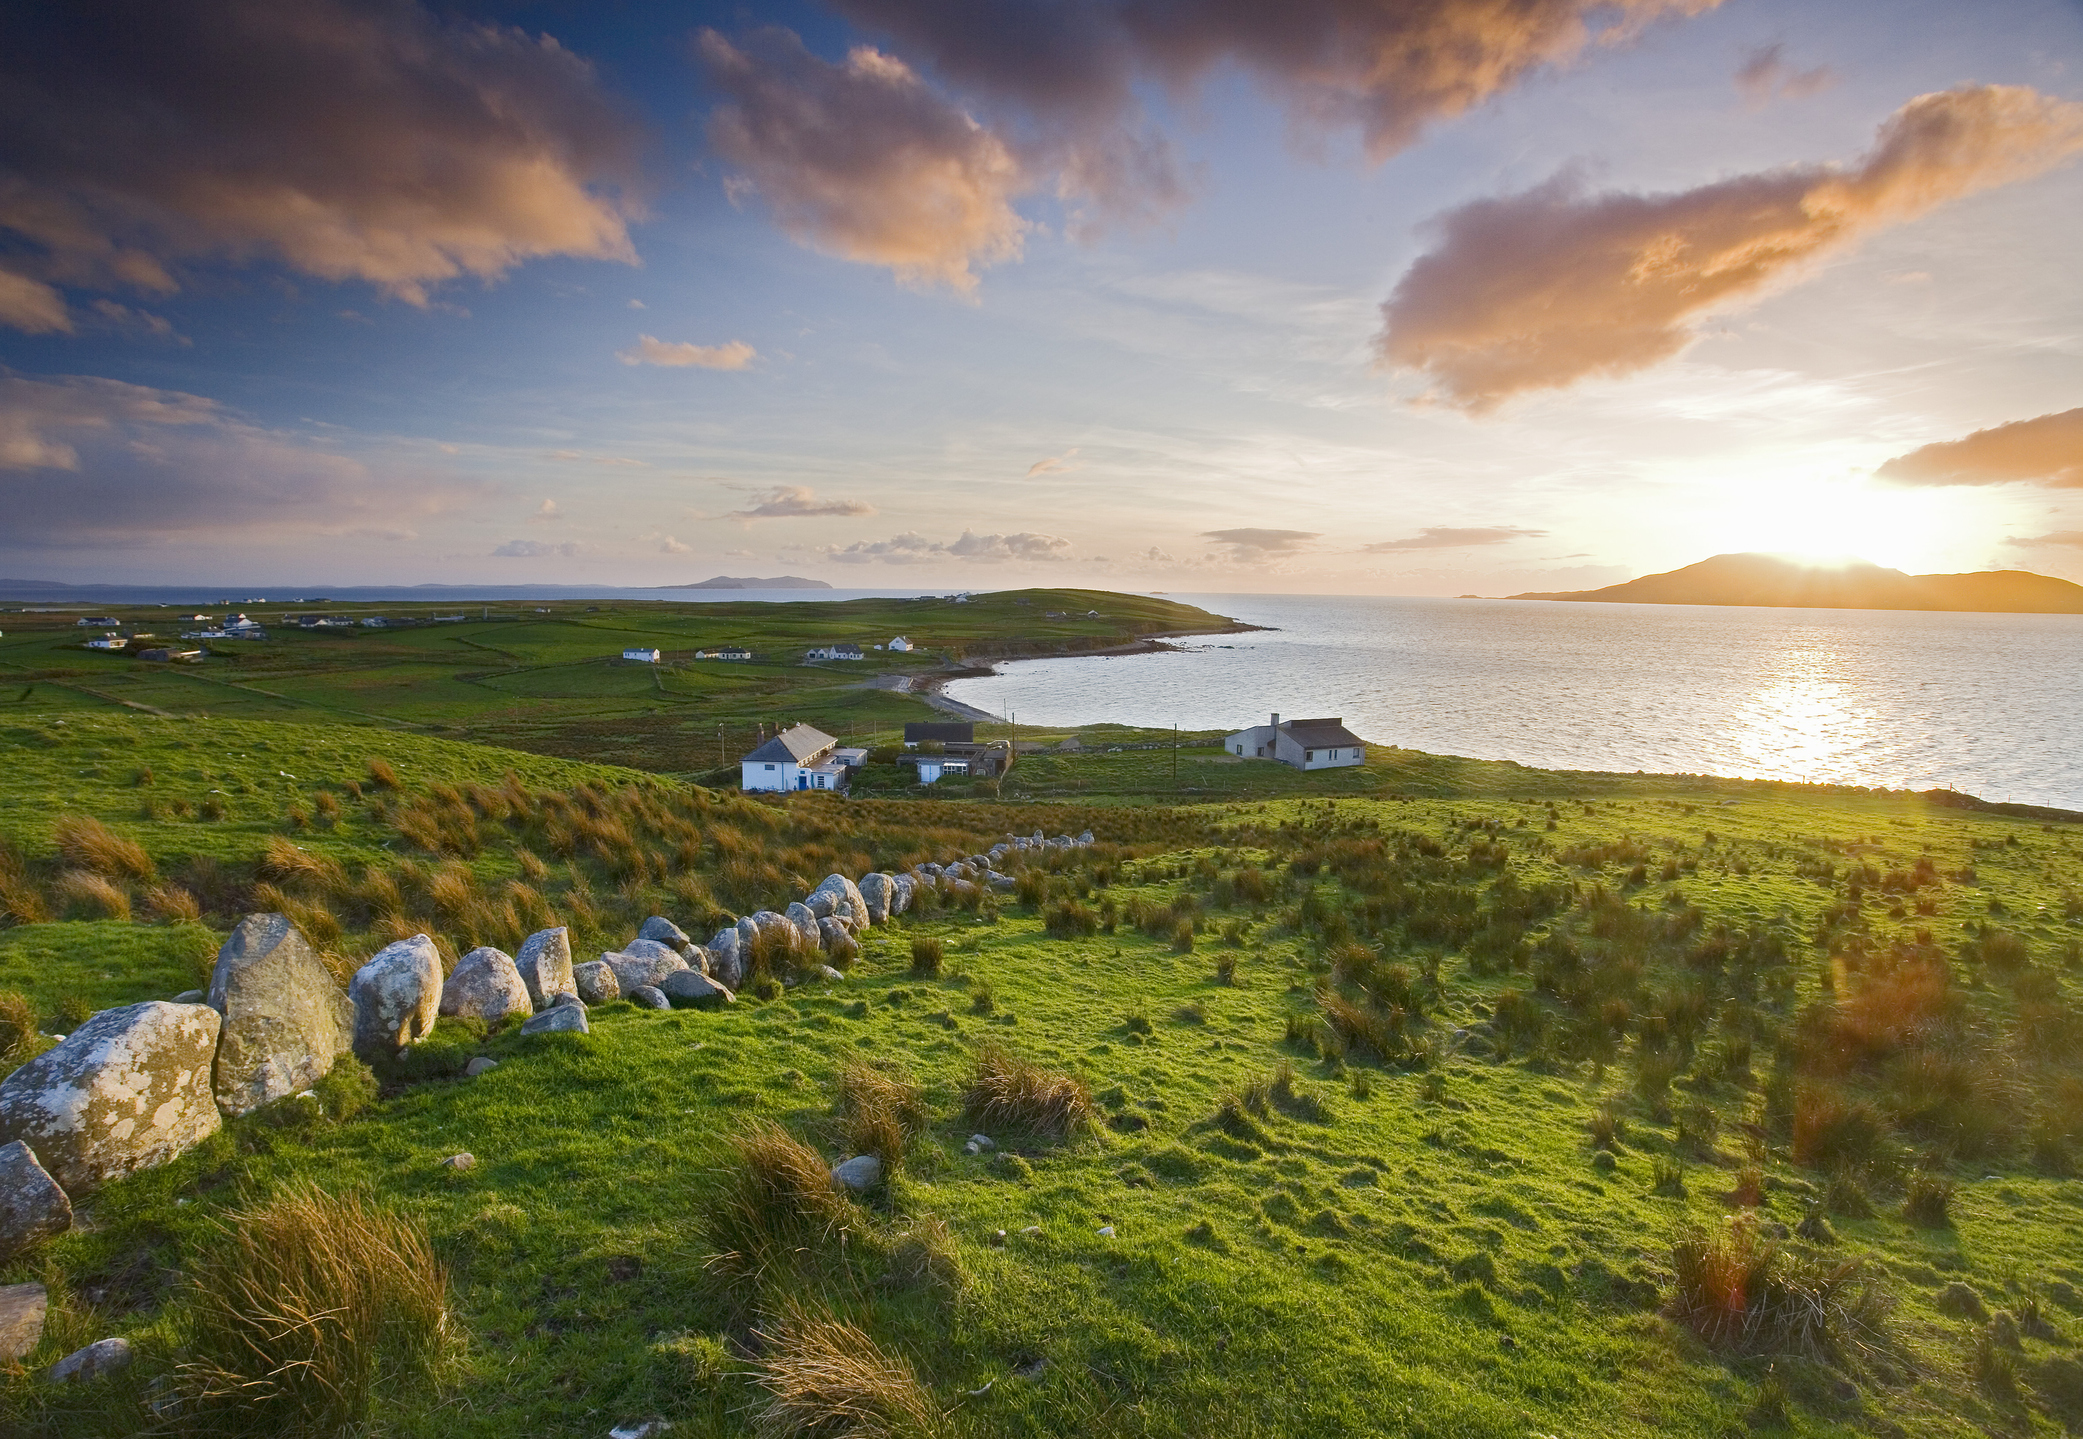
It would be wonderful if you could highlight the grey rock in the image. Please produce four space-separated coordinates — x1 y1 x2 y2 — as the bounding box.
858 872 893 924
969 1133 995 1150
682 945 713 977
988 873 1015 892
0 1002 221 1197
0 1283 46 1361
464 1056 498 1078
784 902 822 949
813 964 846 984
440 947 533 1024
349 935 441 1059
207 913 353 1117
440 1152 475 1171
0 1140 71 1261
521 1004 590 1035
637 916 691 949
572 960 620 1006
603 946 686 995
818 917 858 964
831 1154 882 1192
514 927 575 1010
172 989 205 1004
810 874 869 929
47 1335 131 1383
705 930 744 990
628 984 670 1010
921 862 944 878
888 872 914 914
734 914 761 955
1077 831 1094 846
551 991 582 1009
943 861 969 880
750 909 798 951
661 969 734 1007
804 889 837 920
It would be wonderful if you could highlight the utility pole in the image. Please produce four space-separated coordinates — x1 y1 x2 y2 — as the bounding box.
1172 723 1178 781
717 723 724 766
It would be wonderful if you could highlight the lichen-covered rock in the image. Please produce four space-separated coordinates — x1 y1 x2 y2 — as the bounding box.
0 1002 221 1197
784 902 822 949
349 936 441 1059
661 969 734 1007
1077 830 1094 846
439 947 533 1024
0 1140 71 1261
207 913 353 1118
818 917 858 964
810 874 869 929
515 927 575 1010
0 1283 45 1361
627 985 669 1010
48 1336 132 1384
637 916 691 949
805 889 837 920
888 872 914 915
604 945 686 995
858 873 893 924
521 1004 589 1035
705 929 744 990
572 960 620 1006
683 945 713 978
750 909 797 949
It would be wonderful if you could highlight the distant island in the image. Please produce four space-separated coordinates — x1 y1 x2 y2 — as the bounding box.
656 575 833 590
1510 553 2083 615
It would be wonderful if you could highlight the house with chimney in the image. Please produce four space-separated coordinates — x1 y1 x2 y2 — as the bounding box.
1224 712 1366 771
740 723 867 793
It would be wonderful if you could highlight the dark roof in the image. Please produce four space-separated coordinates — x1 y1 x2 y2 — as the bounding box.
1284 718 1365 748
905 721 974 744
744 723 837 764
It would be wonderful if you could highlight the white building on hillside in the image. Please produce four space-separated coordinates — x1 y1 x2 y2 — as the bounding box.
740 724 867 793
1224 713 1366 771
887 635 913 653
805 642 863 661
622 647 660 663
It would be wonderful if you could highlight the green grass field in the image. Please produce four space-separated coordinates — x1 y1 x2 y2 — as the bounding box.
3 589 2082 1437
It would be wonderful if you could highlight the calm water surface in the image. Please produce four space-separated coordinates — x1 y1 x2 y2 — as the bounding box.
943 595 2083 810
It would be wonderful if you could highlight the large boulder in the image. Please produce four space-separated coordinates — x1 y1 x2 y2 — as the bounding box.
349 936 441 1059
784 902 822 950
888 872 914 915
521 1004 589 1036
514 927 574 1010
440 947 533 1024
0 1002 221 1197
661 969 734 1007
572 960 620 1006
734 915 762 958
819 917 859 965
0 1140 71 1261
858 873 893 924
605 944 686 995
206 913 353 1118
705 928 744 990
810 874 869 929
637 916 691 949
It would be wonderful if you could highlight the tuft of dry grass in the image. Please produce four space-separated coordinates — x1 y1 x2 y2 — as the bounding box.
52 813 154 881
0 988 40 1065
178 1182 453 1437
908 936 944 979
54 869 130 921
146 882 203 922
837 1061 928 1167
749 1305 943 1439
367 756 400 790
704 1120 855 1289
1668 1215 1891 1361
961 1044 1093 1142
880 1215 964 1294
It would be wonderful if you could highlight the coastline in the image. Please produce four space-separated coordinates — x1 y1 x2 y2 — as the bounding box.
883 622 1263 724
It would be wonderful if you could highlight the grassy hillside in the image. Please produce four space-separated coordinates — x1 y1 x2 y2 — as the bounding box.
0 589 1240 773
4 724 2083 1437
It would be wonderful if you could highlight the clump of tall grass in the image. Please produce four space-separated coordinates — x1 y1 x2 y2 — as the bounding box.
749 1304 944 1439
1667 1215 1891 1360
962 1045 1093 1142
177 1182 453 1437
908 937 944 979
52 813 154 880
1903 1170 1955 1227
366 756 400 790
1044 899 1098 938
837 1061 928 1167
54 869 130 921
0 989 43 1068
704 1120 855 1289
146 882 203 922
879 1215 964 1295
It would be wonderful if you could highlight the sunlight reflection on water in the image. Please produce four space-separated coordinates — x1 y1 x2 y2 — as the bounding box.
943 595 2083 809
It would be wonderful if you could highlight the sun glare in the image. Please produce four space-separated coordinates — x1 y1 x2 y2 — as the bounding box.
1700 474 1972 574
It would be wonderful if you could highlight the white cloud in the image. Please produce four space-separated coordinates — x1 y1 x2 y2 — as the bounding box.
616 334 756 369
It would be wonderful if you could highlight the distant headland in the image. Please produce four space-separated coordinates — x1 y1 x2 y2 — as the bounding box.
654 575 834 590
1509 553 2083 615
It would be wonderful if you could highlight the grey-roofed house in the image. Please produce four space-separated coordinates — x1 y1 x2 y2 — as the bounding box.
741 723 860 793
1223 712 1366 771
904 721 974 748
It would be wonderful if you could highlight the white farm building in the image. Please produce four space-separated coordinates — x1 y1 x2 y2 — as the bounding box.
622 647 661 663
740 724 868 793
1224 713 1366 771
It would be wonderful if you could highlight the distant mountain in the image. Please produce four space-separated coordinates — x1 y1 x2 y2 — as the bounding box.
1511 553 2083 614
656 576 833 590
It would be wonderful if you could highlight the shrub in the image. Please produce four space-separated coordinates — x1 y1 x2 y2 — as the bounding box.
749 1305 943 1439
178 1183 453 1437
908 937 944 979
1904 1170 1955 1227
838 1062 928 1167
1667 1216 1890 1359
704 1120 855 1289
52 813 154 880
962 1045 1093 1142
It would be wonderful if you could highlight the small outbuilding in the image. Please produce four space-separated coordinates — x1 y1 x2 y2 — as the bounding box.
1224 712 1366 771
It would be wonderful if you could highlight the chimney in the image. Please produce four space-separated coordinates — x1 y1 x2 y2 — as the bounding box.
1270 712 1280 730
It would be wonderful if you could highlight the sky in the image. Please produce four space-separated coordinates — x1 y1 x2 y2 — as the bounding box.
2 0 2081 595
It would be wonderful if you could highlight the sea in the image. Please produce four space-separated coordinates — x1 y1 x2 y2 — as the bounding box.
942 594 2083 812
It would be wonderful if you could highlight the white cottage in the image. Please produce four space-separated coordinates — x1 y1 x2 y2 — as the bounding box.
622 647 661 663
1224 713 1366 771
740 724 865 793
887 635 914 653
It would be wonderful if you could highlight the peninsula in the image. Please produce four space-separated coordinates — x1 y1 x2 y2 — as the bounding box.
1511 552 2083 614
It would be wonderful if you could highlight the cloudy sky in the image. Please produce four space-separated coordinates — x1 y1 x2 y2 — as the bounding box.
2 0 2080 593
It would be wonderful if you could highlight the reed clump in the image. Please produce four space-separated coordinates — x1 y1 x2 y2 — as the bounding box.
962 1045 1093 1142
837 1061 928 1168
749 1304 943 1439
53 813 155 881
704 1120 855 1290
1667 1215 1890 1361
